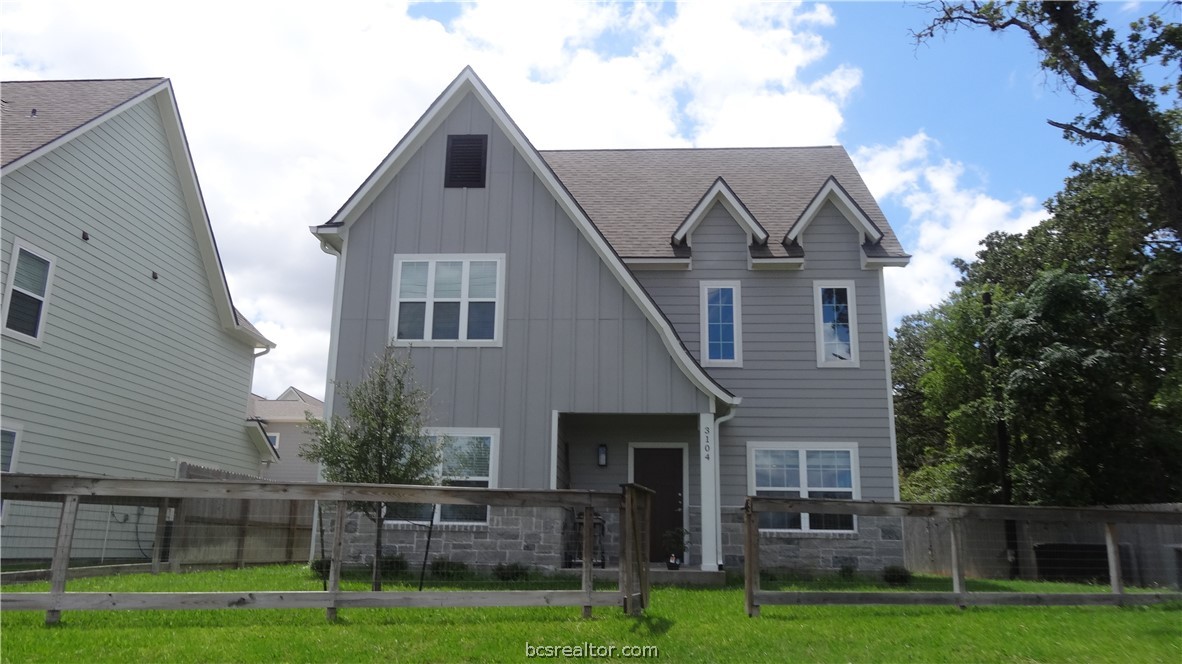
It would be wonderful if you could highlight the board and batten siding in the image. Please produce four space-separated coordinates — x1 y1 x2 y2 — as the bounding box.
636 202 896 506
334 92 709 490
0 95 261 486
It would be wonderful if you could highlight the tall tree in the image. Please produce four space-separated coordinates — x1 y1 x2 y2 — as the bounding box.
915 1 1182 235
301 348 440 591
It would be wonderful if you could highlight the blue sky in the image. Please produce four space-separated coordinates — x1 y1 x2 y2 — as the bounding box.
1 1 1168 398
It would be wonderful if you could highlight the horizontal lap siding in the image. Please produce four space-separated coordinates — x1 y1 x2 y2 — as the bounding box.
637 203 896 506
0 98 259 480
335 93 708 491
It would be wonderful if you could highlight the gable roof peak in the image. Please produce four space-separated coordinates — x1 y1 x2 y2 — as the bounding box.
785 175 883 246
671 176 769 247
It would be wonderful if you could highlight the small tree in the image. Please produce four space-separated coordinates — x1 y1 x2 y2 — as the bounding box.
301 347 440 591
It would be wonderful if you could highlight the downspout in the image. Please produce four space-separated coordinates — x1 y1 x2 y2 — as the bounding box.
712 407 737 570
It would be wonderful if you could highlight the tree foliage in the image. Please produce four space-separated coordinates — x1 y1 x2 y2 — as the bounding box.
897 2 1182 506
915 1 1182 236
301 347 440 590
894 135 1181 505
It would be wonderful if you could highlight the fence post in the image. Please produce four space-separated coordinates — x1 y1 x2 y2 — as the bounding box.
151 498 169 574
326 501 347 622
582 505 594 618
235 499 251 569
744 498 760 618
618 489 630 614
46 495 81 625
285 500 300 563
639 491 652 610
949 518 966 602
1104 522 1124 597
169 498 188 574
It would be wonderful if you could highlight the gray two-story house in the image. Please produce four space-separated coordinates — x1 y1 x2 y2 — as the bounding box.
312 68 909 573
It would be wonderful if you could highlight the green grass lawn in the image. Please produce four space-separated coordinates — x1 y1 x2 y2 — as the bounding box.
2 565 1179 663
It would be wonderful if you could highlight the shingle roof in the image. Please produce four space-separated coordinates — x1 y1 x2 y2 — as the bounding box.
248 390 324 420
540 146 908 259
1 78 165 167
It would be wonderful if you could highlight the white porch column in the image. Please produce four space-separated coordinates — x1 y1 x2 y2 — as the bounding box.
698 412 720 570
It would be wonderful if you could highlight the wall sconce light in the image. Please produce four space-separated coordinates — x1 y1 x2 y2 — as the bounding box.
597 444 608 467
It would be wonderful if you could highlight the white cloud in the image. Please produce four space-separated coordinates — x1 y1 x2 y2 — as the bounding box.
854 133 1046 319
0 1 891 397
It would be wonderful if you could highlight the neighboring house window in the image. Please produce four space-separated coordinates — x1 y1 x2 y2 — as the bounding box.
700 281 742 367
2 241 57 344
444 135 488 188
266 433 280 453
1 426 21 473
391 255 504 346
387 429 498 525
747 442 859 532
813 280 858 367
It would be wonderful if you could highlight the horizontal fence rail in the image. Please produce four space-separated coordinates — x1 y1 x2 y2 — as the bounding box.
743 497 1182 617
0 473 653 624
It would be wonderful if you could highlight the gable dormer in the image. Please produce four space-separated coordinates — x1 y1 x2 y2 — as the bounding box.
671 177 769 250
783 176 909 269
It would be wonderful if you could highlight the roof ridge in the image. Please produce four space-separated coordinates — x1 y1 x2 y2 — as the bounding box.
539 145 844 153
1 77 167 85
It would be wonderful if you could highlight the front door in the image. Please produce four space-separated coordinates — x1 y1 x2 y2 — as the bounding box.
632 446 684 563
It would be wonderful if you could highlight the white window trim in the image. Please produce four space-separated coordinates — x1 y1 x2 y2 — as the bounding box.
384 427 500 526
266 431 281 450
2 239 58 346
389 254 506 347
1 422 24 521
813 279 859 368
746 441 860 533
1 421 23 473
699 280 743 368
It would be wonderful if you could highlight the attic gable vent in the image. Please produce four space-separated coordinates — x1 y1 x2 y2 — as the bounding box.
444 134 488 188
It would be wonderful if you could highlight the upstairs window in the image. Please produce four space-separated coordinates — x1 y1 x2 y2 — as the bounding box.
700 281 742 367
444 135 488 188
813 280 858 368
392 255 504 346
748 443 858 533
3 241 56 344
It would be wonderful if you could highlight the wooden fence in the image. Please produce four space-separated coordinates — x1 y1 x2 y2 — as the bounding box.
743 497 1182 617
0 474 653 624
171 463 314 568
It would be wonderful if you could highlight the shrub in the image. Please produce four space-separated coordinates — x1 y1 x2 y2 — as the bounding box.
493 562 530 582
838 564 857 581
379 553 408 579
429 557 470 579
883 565 912 586
310 558 331 580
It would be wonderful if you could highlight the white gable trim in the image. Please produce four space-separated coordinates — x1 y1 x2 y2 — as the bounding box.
671 177 769 247
785 176 883 246
318 67 738 407
153 84 274 350
2 80 272 350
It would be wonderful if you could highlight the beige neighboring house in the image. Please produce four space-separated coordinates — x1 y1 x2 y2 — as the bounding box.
250 387 324 483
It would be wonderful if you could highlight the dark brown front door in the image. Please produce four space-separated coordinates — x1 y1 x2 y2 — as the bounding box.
632 447 684 563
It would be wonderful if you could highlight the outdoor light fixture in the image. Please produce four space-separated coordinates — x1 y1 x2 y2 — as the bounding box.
597 444 608 467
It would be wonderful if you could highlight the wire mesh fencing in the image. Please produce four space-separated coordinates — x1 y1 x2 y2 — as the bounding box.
0 473 653 624
742 496 1182 616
